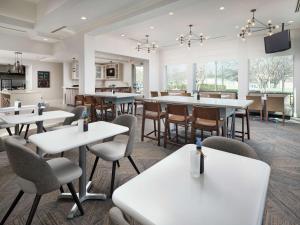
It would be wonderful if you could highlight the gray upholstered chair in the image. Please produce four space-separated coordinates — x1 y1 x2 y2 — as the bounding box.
47 106 86 131
1 137 84 225
202 136 258 159
109 207 130 225
89 115 140 197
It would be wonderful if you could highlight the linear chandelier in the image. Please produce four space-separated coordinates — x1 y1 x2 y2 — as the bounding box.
136 35 158 53
238 9 279 41
176 24 208 48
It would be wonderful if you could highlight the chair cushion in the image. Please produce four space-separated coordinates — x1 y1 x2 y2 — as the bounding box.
89 141 127 161
47 158 82 185
195 118 224 127
145 111 166 119
168 115 190 123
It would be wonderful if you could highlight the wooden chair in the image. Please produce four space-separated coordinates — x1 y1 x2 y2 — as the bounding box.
94 97 115 121
150 91 159 97
164 104 190 147
75 95 84 106
160 91 168 96
180 92 192 96
208 93 221 98
265 96 285 124
141 101 166 146
246 95 263 120
190 106 224 142
235 108 250 142
84 96 97 122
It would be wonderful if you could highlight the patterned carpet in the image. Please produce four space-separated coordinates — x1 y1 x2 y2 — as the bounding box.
0 112 299 225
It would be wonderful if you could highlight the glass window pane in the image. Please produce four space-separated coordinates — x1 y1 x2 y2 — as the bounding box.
166 64 188 90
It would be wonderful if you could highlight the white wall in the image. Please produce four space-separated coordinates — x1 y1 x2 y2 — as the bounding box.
160 28 300 116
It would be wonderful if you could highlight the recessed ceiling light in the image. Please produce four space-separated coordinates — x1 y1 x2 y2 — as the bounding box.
43 38 48 41
149 26 155 29
81 16 87 20
219 6 225 10
169 12 174 16
288 20 294 24
121 34 126 37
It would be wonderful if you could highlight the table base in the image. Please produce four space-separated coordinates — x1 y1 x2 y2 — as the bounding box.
58 181 106 218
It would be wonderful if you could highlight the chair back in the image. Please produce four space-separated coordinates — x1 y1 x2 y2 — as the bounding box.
246 95 263 111
84 96 96 105
109 207 130 225
63 106 86 125
192 106 220 121
180 92 192 96
112 115 137 157
4 137 60 193
166 104 189 117
150 91 159 97
202 136 258 159
208 93 221 98
75 95 84 106
143 101 161 113
160 91 168 96
266 96 284 112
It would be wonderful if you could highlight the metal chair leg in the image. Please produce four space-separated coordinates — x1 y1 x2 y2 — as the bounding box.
116 160 120 168
18 124 24 135
6 128 13 136
67 183 84 215
25 194 42 225
24 124 30 139
110 161 117 197
0 190 24 225
89 156 99 181
128 156 140 174
59 186 65 193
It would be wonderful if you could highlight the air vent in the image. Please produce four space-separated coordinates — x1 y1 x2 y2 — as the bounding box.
0 25 26 33
51 26 67 33
296 0 300 12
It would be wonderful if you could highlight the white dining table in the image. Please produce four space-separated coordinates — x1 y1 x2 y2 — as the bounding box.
145 96 253 138
29 121 129 219
88 92 142 117
113 144 270 225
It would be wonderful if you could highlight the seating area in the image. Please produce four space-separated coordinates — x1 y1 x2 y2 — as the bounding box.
0 1 299 225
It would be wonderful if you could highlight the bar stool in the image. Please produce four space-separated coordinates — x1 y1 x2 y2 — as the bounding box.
235 108 250 142
94 96 115 121
164 104 190 147
191 106 224 142
84 96 97 122
246 95 263 120
150 91 159 97
208 93 221 98
75 95 84 106
141 101 166 146
160 91 168 96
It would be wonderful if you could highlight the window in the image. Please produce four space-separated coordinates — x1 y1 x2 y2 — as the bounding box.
132 65 144 93
166 64 188 90
249 55 293 93
195 60 238 91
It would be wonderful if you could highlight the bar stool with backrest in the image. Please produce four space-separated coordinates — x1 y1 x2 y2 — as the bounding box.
234 107 250 142
246 95 263 120
180 92 192 96
141 101 166 146
84 96 97 122
191 106 224 142
265 95 285 124
164 104 190 147
1 137 84 225
75 95 84 106
160 91 168 96
94 96 115 120
150 91 159 97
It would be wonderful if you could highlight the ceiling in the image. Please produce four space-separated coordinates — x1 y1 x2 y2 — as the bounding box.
108 0 300 47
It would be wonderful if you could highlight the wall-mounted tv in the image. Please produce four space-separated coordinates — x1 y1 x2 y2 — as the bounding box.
264 30 291 54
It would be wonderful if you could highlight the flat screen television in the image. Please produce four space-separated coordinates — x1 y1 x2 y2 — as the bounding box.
264 30 291 54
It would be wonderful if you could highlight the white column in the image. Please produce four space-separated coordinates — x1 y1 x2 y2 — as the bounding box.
293 29 300 117
79 34 96 94
237 41 249 99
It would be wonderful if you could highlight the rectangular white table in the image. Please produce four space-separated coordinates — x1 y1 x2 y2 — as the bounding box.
29 121 129 218
145 96 253 138
89 92 142 117
113 144 270 225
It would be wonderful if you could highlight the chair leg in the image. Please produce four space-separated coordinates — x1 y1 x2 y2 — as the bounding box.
6 128 13 136
141 116 145 142
164 120 168 148
25 194 42 225
157 119 161 146
42 127 47 132
18 124 24 135
201 129 204 140
59 186 64 193
241 116 245 142
153 120 157 137
67 183 84 216
175 124 178 143
128 156 140 174
184 124 188 144
89 156 99 181
246 110 250 140
134 103 137 116
60 152 64 157
24 124 30 139
0 191 24 225
110 161 117 197
191 126 195 143
116 160 120 168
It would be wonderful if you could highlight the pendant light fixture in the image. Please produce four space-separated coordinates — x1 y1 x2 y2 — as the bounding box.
136 35 158 53
13 52 24 74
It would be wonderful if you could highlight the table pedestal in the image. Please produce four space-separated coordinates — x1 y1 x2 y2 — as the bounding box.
58 146 107 218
